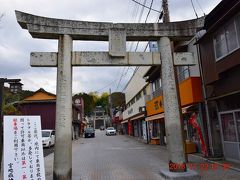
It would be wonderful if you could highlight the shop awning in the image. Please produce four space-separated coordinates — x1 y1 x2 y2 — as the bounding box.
182 105 194 114
121 119 129 124
130 114 145 121
145 113 164 121
145 105 195 121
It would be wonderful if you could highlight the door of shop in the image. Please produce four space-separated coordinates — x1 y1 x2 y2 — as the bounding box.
219 109 240 162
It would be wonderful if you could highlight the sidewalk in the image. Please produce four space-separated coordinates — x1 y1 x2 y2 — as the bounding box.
118 135 240 179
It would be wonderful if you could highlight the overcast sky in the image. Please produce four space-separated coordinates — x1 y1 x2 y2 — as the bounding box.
0 0 221 95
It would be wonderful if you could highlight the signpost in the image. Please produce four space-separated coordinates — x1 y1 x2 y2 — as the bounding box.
4 116 45 180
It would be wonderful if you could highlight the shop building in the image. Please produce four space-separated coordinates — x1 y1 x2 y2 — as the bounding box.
197 0 240 162
144 38 207 154
122 67 151 143
17 88 84 139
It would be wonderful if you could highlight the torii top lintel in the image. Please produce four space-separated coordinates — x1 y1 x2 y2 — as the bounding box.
15 11 204 41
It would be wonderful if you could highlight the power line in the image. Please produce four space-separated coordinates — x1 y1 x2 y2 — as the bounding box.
94 68 122 92
130 0 147 51
131 0 161 13
143 10 163 52
95 79 118 92
195 0 206 16
190 0 198 18
115 67 126 91
135 0 154 52
137 0 147 23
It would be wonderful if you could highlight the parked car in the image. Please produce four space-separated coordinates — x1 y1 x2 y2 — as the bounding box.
84 128 95 138
42 129 55 148
100 126 105 130
106 127 116 136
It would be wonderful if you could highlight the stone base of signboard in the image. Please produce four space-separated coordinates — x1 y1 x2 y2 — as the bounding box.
159 169 200 180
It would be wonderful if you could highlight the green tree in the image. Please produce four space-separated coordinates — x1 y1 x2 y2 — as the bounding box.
110 92 125 108
96 92 109 111
3 104 21 115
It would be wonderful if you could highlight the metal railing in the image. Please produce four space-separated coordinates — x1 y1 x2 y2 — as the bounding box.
152 88 163 98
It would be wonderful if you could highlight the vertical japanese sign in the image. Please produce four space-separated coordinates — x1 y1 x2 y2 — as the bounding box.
142 121 147 140
188 113 208 157
4 116 45 180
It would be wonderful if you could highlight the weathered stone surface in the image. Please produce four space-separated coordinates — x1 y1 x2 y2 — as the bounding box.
72 52 128 66
159 37 186 169
30 52 57 66
109 28 126 57
30 51 195 67
54 35 73 180
31 52 163 66
159 169 200 180
173 52 195 66
128 52 160 65
15 11 204 41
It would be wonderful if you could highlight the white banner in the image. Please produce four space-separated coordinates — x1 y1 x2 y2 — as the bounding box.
4 116 45 180
142 121 147 140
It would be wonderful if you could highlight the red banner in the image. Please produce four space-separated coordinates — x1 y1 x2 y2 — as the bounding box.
189 113 208 157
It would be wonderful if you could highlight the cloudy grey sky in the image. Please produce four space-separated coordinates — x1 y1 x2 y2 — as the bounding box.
0 0 221 94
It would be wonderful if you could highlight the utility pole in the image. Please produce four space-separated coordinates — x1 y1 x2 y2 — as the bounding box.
162 0 170 23
109 88 113 127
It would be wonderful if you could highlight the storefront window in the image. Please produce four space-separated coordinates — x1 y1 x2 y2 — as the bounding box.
235 111 240 142
221 113 237 142
152 120 160 138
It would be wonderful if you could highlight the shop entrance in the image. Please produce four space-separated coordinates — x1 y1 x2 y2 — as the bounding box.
219 109 240 162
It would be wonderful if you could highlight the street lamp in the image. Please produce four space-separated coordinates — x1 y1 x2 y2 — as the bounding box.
0 78 21 172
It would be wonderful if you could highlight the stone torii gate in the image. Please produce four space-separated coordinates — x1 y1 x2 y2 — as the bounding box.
16 11 204 180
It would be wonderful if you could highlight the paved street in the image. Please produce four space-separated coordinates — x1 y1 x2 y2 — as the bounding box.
43 146 55 157
44 130 240 180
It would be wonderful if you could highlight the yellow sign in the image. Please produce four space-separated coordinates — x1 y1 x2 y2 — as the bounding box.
146 96 164 116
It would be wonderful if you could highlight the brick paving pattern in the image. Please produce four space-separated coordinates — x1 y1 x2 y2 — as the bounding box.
44 130 240 180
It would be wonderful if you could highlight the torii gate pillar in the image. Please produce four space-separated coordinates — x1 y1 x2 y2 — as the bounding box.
54 35 73 179
159 37 200 179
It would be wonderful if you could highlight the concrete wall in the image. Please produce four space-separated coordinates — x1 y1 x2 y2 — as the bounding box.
188 38 200 77
123 96 146 120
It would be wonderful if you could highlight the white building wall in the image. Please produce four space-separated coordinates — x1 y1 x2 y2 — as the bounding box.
123 96 146 120
124 66 150 103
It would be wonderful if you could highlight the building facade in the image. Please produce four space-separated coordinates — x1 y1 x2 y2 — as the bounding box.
144 37 206 151
122 67 151 143
198 0 240 162
17 88 84 139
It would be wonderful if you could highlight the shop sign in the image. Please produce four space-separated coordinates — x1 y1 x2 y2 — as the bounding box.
4 116 45 180
146 96 164 116
154 99 163 110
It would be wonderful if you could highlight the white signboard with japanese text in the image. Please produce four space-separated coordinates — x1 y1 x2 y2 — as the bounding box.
4 116 45 180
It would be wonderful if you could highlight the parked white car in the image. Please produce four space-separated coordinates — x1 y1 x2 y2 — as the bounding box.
42 129 55 148
105 127 117 136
